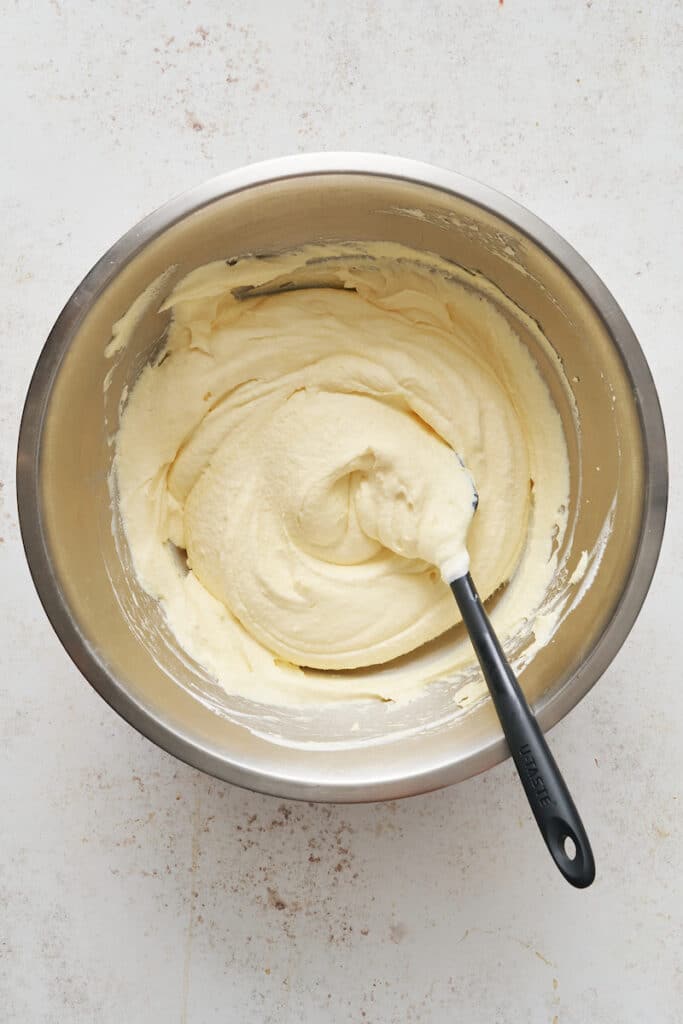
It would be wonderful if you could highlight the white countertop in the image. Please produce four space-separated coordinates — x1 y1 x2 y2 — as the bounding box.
2 2 680 1021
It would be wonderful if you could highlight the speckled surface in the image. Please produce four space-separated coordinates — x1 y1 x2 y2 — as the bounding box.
1 2 681 1021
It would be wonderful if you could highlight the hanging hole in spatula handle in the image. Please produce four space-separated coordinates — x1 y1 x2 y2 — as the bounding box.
508 714 595 888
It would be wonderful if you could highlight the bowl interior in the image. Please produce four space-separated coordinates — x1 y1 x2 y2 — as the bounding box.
26 168 652 798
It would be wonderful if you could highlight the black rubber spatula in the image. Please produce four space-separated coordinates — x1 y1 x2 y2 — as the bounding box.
447 569 595 888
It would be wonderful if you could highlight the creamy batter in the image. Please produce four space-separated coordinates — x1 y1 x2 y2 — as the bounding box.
114 243 570 704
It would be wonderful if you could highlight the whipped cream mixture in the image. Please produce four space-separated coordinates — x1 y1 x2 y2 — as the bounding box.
114 244 570 705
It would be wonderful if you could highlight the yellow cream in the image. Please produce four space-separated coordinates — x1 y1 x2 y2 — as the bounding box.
115 244 569 704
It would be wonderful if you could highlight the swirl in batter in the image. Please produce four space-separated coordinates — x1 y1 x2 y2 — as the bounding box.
115 244 569 704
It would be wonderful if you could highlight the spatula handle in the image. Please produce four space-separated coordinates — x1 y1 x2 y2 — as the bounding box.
450 573 595 888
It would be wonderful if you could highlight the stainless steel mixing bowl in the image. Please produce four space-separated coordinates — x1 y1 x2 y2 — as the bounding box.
17 154 667 801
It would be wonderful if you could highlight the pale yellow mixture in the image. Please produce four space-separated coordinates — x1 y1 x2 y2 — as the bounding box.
114 243 570 705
